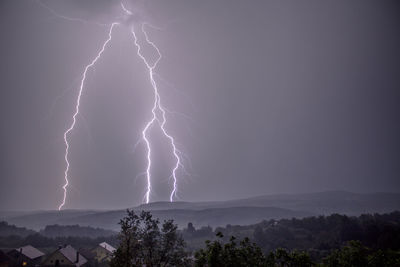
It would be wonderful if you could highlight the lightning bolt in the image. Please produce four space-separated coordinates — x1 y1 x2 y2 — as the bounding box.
58 23 118 210
44 0 184 208
131 24 182 203
120 3 132 15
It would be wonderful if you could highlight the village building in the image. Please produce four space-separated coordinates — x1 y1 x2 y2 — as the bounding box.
42 245 87 267
91 242 115 263
7 245 44 266
74 249 95 265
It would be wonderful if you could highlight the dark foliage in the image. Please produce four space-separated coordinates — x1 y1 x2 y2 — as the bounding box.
195 234 400 267
322 240 400 267
195 232 267 267
183 211 400 260
1 212 400 266
110 210 189 267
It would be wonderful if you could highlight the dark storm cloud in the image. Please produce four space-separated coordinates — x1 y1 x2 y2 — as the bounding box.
0 0 399 210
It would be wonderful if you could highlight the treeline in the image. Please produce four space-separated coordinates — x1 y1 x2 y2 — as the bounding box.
0 233 118 249
0 221 35 237
255 212 400 252
182 211 400 260
40 224 115 238
2 211 400 265
195 234 400 266
110 210 400 266
0 222 118 249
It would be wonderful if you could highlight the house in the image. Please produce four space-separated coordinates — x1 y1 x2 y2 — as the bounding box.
75 249 94 263
91 242 115 263
7 245 44 266
76 249 97 267
0 250 11 267
42 245 87 267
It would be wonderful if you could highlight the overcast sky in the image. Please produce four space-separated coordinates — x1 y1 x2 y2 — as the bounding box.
0 0 399 210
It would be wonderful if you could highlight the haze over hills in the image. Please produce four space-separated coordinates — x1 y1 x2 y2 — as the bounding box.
138 191 400 214
1 191 399 231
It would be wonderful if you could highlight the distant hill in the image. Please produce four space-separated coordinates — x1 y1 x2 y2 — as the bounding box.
1 191 399 231
213 191 400 215
0 221 35 237
59 206 312 230
1 207 310 231
0 210 99 231
137 191 400 215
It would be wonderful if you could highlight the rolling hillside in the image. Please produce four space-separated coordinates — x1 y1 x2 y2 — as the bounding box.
1 191 399 231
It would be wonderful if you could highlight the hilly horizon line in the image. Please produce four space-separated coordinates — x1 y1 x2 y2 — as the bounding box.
2 190 399 213
2 190 400 230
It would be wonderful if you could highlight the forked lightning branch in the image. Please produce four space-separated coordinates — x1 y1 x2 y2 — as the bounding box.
57 3 183 210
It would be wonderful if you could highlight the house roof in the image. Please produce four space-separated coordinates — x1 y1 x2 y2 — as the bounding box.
15 245 44 260
78 248 96 260
59 245 87 267
99 242 116 253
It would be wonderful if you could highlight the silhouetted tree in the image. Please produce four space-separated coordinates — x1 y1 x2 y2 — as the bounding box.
195 232 266 266
110 210 189 267
187 223 196 234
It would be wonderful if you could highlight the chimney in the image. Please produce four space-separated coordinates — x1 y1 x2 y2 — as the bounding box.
18 248 23 266
76 251 79 263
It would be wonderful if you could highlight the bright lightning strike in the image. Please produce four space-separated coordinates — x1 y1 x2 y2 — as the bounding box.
120 3 132 15
131 24 182 203
48 0 185 209
58 23 118 210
